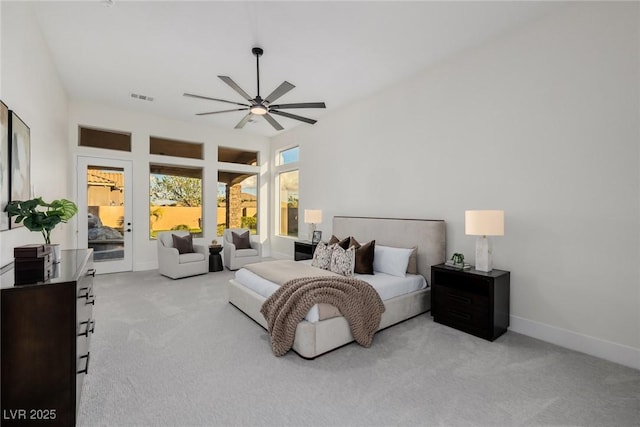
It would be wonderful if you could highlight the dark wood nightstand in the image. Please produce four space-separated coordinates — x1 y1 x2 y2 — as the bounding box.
431 264 510 341
294 241 318 261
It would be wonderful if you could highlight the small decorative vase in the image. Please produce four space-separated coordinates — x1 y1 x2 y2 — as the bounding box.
47 244 61 264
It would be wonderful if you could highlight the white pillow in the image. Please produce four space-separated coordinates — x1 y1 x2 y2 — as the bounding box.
373 245 414 277
330 245 355 277
311 242 334 270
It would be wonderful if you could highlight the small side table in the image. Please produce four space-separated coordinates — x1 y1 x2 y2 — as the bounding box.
294 241 318 261
431 264 510 341
209 246 223 272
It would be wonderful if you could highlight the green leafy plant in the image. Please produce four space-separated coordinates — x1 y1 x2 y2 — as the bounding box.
451 253 465 265
4 197 79 244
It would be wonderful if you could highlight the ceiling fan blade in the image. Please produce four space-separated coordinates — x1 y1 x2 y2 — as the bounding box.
234 113 253 129
270 109 317 125
218 76 253 101
183 93 249 107
263 113 284 131
268 102 326 110
264 81 295 104
196 108 249 116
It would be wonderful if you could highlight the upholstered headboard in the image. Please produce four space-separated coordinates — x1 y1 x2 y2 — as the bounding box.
332 216 446 281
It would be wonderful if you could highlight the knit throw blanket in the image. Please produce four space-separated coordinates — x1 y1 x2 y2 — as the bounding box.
260 276 385 357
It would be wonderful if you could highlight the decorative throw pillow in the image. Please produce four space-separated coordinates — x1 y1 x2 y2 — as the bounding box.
373 245 414 277
311 242 334 270
328 235 351 250
330 245 356 277
406 247 418 274
172 234 194 254
232 231 252 249
350 237 376 275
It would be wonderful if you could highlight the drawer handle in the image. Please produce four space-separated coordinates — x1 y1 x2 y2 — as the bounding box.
448 308 472 320
86 268 96 277
86 295 95 306
448 293 472 305
77 320 95 336
77 352 90 375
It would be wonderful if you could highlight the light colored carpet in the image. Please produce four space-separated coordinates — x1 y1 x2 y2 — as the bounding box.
77 268 639 427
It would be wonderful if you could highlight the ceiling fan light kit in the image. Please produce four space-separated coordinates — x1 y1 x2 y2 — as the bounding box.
185 47 326 130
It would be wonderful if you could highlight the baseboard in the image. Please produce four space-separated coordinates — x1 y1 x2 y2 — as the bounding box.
510 315 640 370
134 261 157 271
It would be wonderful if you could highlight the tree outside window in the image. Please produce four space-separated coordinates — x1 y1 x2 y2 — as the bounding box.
149 165 203 238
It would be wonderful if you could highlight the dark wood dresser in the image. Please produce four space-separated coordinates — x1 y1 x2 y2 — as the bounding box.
431 264 510 341
1 249 95 426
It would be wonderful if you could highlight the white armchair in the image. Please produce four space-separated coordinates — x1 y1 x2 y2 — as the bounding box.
223 228 262 270
157 231 208 279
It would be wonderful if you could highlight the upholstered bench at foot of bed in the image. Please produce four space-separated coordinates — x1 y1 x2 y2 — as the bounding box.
227 278 431 359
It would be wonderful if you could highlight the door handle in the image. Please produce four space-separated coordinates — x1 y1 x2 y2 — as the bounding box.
126 228 132 232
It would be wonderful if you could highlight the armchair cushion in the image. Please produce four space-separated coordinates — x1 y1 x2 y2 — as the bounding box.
236 248 259 258
232 230 252 249
172 234 194 254
179 252 206 263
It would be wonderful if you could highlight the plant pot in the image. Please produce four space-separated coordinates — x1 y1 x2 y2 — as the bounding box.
47 244 61 264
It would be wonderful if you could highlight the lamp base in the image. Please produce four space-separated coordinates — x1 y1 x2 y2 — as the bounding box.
308 223 316 241
475 236 493 272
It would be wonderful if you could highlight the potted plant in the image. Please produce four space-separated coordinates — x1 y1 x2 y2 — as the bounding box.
4 197 78 262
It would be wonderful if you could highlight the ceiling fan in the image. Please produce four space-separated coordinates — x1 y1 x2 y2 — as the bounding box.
184 47 326 131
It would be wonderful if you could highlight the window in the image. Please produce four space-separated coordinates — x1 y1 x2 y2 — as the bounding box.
217 147 261 237
217 172 258 236
278 146 299 165
278 170 299 237
79 126 131 152
149 164 203 238
276 146 299 237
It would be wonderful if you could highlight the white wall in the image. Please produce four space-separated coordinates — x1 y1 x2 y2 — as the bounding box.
271 3 640 368
0 2 70 268
69 101 269 271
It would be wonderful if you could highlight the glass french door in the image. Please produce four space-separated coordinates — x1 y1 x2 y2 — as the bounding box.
77 157 133 274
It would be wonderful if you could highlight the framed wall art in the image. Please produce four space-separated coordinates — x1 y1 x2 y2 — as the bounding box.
0 101 8 231
8 110 31 229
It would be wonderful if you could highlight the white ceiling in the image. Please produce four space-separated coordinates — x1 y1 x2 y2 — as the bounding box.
30 1 562 137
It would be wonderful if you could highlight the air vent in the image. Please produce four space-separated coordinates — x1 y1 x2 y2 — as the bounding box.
130 93 154 102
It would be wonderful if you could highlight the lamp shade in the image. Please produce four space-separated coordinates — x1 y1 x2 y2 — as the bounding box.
465 210 504 236
304 209 322 224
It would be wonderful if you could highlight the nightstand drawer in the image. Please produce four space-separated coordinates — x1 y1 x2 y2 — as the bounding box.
434 308 490 337
433 286 489 313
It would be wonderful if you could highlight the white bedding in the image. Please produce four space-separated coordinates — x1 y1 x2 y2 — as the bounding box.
234 260 427 323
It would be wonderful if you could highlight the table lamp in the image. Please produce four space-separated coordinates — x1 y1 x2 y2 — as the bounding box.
304 209 322 240
465 210 504 272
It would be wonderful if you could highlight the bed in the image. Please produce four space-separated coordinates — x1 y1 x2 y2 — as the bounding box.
227 216 446 358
